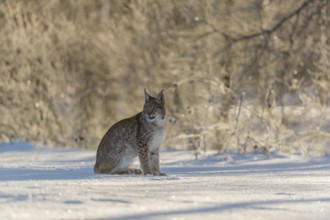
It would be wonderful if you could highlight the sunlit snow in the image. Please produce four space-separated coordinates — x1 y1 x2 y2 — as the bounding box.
1 142 329 220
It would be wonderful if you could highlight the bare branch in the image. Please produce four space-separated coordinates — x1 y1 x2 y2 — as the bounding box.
203 0 314 43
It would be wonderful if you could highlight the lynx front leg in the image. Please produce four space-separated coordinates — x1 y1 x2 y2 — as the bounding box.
149 151 166 176
138 143 151 175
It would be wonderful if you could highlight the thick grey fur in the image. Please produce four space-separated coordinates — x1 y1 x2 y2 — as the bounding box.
94 90 166 176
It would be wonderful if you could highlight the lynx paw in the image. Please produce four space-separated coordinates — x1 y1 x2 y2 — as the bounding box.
151 171 167 176
128 169 143 175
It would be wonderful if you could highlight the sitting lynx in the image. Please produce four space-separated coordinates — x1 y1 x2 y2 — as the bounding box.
94 89 166 176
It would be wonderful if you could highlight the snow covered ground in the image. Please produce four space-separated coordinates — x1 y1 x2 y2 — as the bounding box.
1 142 329 220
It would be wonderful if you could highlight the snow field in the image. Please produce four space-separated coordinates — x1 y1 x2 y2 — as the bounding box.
0 142 329 220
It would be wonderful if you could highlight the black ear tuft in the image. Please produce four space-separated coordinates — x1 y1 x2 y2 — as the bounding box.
144 89 151 102
157 89 164 102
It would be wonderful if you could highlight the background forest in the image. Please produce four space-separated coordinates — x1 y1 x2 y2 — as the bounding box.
0 0 329 154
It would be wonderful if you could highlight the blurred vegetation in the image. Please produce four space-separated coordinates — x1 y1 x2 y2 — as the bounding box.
0 0 329 154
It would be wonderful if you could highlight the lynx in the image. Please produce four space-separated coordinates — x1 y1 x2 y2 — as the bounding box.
94 89 166 176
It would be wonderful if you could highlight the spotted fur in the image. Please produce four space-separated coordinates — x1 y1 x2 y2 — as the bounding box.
94 90 166 176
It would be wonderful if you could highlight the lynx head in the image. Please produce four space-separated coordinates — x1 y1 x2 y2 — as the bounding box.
143 89 166 123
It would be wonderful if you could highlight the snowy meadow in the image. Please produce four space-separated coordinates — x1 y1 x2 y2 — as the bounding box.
1 1 329 219
1 142 329 220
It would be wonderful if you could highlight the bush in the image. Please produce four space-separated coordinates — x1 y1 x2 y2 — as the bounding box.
0 0 329 154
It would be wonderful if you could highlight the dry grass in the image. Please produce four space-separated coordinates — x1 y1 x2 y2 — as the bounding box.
0 0 329 154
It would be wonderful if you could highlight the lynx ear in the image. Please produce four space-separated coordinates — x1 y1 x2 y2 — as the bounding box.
157 89 164 102
144 89 151 102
